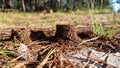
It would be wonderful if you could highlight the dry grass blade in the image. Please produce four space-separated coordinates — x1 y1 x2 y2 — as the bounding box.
114 36 120 39
36 47 57 68
60 51 77 68
40 45 53 54
8 52 27 63
60 53 63 68
74 58 84 67
13 62 28 68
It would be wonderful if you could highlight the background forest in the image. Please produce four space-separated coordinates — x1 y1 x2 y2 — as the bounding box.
0 0 109 12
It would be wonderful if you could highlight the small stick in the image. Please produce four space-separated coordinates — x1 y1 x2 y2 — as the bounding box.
8 50 30 64
79 50 116 67
89 61 96 68
78 37 99 46
36 47 56 68
60 51 77 68
60 53 63 68
82 61 90 68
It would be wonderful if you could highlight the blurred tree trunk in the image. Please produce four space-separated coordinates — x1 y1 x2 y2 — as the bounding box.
100 0 103 9
22 0 26 12
9 0 13 8
35 0 45 11
3 0 15 9
91 0 95 8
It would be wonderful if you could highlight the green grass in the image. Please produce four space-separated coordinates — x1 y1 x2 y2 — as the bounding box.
0 49 14 60
92 15 118 39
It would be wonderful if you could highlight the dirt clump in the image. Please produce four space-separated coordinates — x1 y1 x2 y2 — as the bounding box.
0 28 12 41
11 28 32 44
55 24 81 43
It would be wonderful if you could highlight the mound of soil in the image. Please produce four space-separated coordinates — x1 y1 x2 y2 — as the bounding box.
11 28 32 44
55 24 81 41
0 28 12 41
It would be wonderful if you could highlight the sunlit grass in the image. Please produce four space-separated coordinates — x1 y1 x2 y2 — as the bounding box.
0 9 119 28
90 8 119 39
90 8 112 14
92 19 118 39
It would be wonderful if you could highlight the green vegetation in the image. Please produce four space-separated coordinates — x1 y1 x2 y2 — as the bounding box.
92 17 118 39
0 49 14 60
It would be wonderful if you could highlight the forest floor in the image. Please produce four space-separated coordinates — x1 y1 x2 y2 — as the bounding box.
0 12 120 68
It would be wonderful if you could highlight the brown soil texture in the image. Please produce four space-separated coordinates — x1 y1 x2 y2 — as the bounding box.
0 24 120 68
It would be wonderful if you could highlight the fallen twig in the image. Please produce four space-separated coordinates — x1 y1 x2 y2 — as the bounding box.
82 61 90 68
114 36 120 39
60 51 77 68
78 37 99 46
78 50 115 67
89 61 97 68
74 58 84 67
36 47 56 68
59 52 63 68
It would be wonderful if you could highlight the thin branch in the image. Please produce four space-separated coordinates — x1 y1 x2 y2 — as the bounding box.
78 37 99 46
36 47 56 68
78 50 115 67
8 52 27 63
82 61 90 68
89 61 96 68
60 51 77 68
